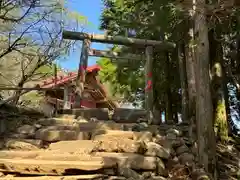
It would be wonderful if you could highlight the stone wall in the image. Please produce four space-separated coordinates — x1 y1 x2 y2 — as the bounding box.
61 108 109 120
112 108 147 123
60 108 147 123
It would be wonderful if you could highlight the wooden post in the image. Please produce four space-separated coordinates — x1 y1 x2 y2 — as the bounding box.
74 39 91 108
56 99 60 115
53 64 58 116
145 46 154 124
0 119 6 135
63 86 71 109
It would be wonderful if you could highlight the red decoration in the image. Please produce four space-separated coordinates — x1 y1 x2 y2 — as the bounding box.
145 80 152 91
80 65 87 71
147 72 152 78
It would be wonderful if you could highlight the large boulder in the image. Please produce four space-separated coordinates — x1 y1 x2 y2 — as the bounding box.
47 140 97 154
178 152 195 165
132 122 149 132
156 158 167 176
145 142 171 159
92 130 153 143
16 124 36 137
112 108 147 123
94 136 146 154
4 139 40 150
176 144 190 156
93 152 157 170
35 125 90 142
35 128 78 142
37 118 78 126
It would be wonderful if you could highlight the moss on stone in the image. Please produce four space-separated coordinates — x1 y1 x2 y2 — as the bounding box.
214 100 228 142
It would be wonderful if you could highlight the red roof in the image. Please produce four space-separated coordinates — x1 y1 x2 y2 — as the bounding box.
86 64 101 72
39 65 101 88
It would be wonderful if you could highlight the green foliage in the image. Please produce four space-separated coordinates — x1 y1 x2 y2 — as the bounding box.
97 58 128 96
20 91 43 108
66 10 93 27
98 0 240 138
98 0 182 109
97 56 144 104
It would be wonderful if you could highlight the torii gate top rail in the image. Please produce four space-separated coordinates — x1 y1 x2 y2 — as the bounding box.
62 31 176 50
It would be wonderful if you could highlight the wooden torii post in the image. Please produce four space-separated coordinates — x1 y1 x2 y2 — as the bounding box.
62 30 175 124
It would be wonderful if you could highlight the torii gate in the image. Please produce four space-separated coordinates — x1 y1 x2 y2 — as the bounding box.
62 30 175 124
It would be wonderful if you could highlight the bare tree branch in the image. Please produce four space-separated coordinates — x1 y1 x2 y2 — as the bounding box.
0 4 33 22
0 8 58 59
0 0 84 105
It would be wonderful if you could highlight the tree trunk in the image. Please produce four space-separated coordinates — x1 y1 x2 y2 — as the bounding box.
209 29 228 142
185 39 196 137
165 93 173 123
178 43 189 123
173 109 178 123
154 100 164 124
236 34 240 73
185 41 196 122
182 1 197 136
10 81 25 105
194 0 216 177
159 109 163 123
11 91 22 105
165 53 173 123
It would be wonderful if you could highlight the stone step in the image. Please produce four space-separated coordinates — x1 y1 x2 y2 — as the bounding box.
47 139 146 154
0 150 157 171
92 152 157 170
17 120 191 143
0 174 108 180
0 158 117 175
92 130 153 142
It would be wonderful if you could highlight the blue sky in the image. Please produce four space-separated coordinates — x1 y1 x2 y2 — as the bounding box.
59 0 107 71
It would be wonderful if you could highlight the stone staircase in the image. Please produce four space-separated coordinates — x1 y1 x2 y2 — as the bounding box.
0 108 206 180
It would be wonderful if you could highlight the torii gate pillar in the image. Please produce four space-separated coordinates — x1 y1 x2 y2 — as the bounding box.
74 39 91 108
145 46 154 124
